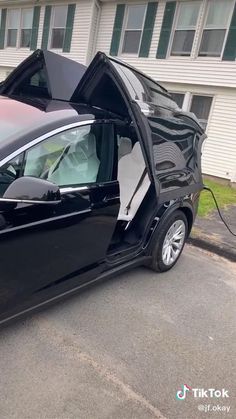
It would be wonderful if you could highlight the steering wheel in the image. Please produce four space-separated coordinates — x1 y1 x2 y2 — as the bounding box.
0 168 17 180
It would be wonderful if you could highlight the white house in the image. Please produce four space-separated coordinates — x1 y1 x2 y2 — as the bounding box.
0 0 236 183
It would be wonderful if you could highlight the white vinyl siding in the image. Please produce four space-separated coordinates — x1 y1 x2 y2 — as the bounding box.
0 1 94 69
96 1 236 88
163 82 236 181
0 66 13 81
87 1 100 64
202 93 236 181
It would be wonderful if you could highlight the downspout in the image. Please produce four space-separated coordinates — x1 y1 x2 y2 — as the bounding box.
86 0 102 65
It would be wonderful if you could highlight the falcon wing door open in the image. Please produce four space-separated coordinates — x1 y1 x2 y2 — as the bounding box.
71 52 159 194
0 49 87 101
71 52 205 202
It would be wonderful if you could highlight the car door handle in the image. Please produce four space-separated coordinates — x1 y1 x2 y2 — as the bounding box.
103 195 119 203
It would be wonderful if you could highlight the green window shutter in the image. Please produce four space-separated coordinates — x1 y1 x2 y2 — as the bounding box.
223 3 236 61
30 6 41 51
156 1 176 59
139 2 158 58
110 4 125 56
0 9 7 50
41 5 52 50
63 4 76 53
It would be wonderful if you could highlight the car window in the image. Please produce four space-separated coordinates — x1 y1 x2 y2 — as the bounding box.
13 65 50 99
0 154 23 197
0 123 116 195
115 123 138 160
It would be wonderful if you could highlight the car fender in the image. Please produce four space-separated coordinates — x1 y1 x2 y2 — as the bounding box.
145 199 194 254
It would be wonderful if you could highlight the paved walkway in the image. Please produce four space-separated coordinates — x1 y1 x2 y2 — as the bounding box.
189 205 236 261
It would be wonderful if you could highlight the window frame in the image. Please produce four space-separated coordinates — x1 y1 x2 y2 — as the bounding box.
189 93 213 130
170 92 185 108
197 0 235 59
49 4 68 51
169 91 214 131
168 0 202 58
119 3 147 56
5 7 33 49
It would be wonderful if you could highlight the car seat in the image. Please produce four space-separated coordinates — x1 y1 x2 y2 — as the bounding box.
118 141 151 222
48 133 100 186
118 137 132 160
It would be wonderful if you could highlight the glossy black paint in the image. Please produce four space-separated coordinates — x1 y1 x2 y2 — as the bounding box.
0 181 120 321
71 52 205 200
3 176 61 203
0 49 87 101
0 51 205 324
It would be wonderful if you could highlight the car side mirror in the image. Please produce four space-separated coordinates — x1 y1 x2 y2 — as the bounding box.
0 176 61 209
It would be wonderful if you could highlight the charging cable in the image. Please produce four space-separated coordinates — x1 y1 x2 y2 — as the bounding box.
203 186 236 237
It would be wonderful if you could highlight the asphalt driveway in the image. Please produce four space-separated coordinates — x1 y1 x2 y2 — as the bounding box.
0 246 235 419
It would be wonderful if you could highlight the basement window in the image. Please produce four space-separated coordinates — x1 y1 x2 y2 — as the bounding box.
190 95 213 130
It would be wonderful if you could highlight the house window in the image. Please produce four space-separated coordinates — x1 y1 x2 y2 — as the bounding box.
171 1 201 56
171 92 185 108
6 8 33 48
121 4 146 54
20 9 34 48
198 0 234 57
7 9 20 47
50 5 68 49
190 95 213 130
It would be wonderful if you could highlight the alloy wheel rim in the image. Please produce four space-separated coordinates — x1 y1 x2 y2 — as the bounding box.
162 220 186 266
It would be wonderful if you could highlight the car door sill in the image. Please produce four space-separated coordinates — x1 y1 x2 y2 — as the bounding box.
0 255 151 326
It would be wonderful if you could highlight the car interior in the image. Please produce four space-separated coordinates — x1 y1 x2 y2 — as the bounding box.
107 125 156 257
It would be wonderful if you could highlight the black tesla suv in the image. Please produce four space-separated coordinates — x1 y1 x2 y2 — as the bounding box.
0 50 206 324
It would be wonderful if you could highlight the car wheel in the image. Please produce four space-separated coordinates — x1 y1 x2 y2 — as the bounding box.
149 210 188 273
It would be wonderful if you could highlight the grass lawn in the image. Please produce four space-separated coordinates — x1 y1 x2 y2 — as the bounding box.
198 179 236 217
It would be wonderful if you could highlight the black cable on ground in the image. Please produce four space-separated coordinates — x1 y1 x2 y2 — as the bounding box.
203 185 236 237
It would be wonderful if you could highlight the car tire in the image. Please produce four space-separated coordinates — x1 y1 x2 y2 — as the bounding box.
148 210 188 273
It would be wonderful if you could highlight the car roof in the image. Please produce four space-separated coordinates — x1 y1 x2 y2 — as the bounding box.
0 96 116 162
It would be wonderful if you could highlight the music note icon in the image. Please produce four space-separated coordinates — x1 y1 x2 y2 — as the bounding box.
176 384 191 400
